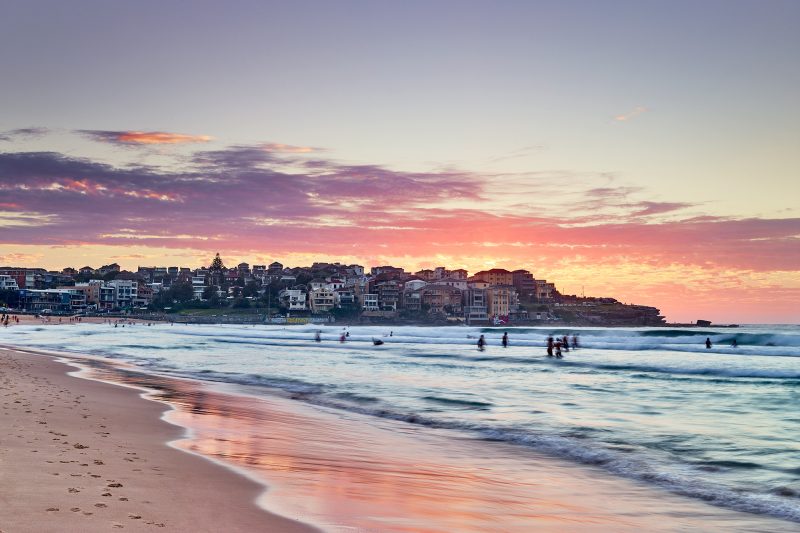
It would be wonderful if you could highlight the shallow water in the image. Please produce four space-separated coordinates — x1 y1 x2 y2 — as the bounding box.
3 323 800 525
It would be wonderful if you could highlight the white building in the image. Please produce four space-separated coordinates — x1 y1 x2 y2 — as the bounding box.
279 288 307 311
0 275 19 291
191 276 206 299
361 293 379 311
106 279 138 309
432 278 468 291
404 279 427 292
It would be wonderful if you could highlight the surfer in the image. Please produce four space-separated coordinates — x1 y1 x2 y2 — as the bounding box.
731 339 738 348
315 331 321 342
502 332 509 348
705 337 712 349
477 335 486 352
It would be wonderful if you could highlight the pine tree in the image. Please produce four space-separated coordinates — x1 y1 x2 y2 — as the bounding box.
210 253 225 271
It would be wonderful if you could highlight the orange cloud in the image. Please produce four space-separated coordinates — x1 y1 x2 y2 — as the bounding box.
79 129 212 145
116 131 213 144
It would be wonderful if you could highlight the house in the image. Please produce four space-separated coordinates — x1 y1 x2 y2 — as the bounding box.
278 288 307 311
472 268 514 286
421 285 463 316
534 280 556 301
191 276 207 299
371 280 400 311
431 277 467 291
361 293 379 311
370 266 405 277
309 287 335 313
414 269 435 281
464 288 488 323
486 285 519 319
96 263 121 276
335 289 356 308
512 270 536 300
18 289 86 313
450 268 468 280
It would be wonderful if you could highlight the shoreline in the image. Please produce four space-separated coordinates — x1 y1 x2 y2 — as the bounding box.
2 343 796 531
0 346 315 532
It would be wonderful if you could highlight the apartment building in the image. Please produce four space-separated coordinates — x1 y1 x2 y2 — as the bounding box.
309 287 336 313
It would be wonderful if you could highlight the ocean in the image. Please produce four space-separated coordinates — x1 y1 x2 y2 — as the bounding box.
3 322 799 527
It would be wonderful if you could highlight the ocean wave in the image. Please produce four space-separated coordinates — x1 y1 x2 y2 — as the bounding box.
421 396 494 409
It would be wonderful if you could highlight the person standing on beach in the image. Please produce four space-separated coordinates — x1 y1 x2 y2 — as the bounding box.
477 335 486 351
502 332 509 348
705 337 712 349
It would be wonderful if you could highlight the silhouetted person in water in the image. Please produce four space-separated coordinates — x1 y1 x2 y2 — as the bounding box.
731 339 738 348
705 337 712 349
555 341 563 358
571 335 579 349
315 331 321 342
562 336 570 352
477 335 486 352
502 332 509 348
547 336 554 357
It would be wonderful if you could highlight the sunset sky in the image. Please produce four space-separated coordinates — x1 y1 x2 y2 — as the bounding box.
1 1 798 323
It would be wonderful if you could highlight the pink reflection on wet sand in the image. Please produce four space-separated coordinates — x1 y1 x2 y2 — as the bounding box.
91 366 789 532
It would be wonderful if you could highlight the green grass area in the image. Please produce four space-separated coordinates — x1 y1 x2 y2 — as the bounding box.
174 308 267 316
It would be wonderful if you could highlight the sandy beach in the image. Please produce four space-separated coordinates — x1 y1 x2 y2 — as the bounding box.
0 347 314 532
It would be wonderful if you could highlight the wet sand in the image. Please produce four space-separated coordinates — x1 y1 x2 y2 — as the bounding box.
0 348 314 532
1 345 793 532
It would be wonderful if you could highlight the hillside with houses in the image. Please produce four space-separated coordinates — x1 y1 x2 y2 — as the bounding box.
1 254 666 326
